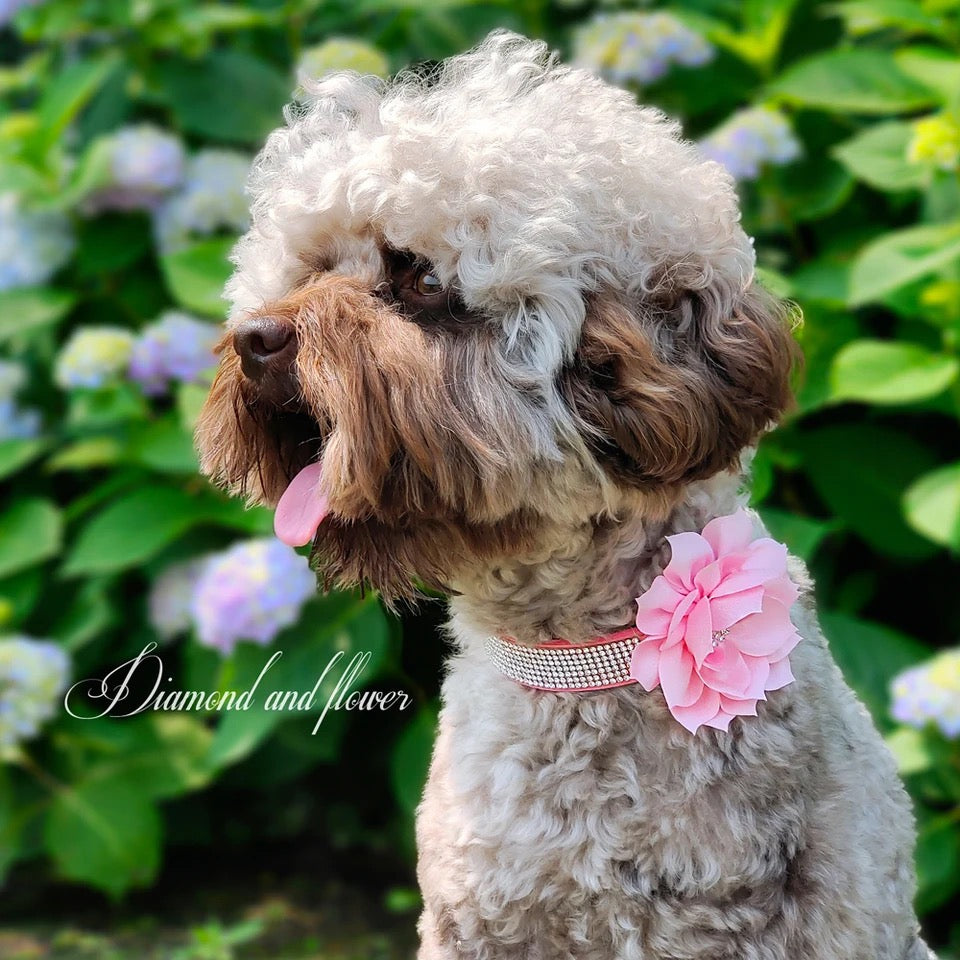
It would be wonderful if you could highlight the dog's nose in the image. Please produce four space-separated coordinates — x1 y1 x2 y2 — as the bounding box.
233 317 296 382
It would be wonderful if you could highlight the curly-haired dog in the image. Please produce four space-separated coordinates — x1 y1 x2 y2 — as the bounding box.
196 32 932 960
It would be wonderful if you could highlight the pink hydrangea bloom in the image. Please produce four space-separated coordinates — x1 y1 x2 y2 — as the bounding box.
631 510 800 733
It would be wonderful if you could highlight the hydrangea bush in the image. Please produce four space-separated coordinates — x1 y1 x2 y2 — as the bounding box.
0 0 958 949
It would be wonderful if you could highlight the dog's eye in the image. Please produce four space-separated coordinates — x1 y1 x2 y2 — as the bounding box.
413 270 443 296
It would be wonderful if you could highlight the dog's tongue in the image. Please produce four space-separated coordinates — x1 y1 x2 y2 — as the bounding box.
274 461 329 547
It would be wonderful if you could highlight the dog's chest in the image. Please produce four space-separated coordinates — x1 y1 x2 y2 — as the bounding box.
417 650 817 959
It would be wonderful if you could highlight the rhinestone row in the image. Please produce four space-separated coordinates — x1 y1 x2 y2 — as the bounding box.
484 635 639 690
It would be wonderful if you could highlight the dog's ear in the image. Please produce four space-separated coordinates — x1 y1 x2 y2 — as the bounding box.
560 285 798 487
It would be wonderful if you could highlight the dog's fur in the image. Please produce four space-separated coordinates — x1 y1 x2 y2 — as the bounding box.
196 33 932 959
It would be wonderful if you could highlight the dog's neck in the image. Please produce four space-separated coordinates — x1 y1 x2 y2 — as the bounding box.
449 473 743 646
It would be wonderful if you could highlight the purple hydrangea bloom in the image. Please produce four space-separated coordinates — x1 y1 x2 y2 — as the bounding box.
129 311 220 396
700 106 802 181
86 125 186 213
891 649 960 739
0 0 40 27
573 13 713 87
148 556 210 640
191 538 316 654
0 636 71 755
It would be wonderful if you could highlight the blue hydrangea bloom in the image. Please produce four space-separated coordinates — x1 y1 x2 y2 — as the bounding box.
700 106 802 181
0 359 41 440
0 0 40 26
572 13 713 86
0 193 75 291
891 649 960 739
0 637 71 755
129 311 220 396
191 538 316 654
154 150 251 253
86 125 186 213
54 326 135 389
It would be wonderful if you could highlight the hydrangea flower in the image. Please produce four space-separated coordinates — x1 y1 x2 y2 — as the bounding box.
298 38 389 79
85 125 186 213
0 359 41 439
631 510 801 733
0 637 70 755
572 12 713 86
700 106 802 181
891 649 960 739
0 0 41 27
191 538 316 654
0 193 75 291
129 311 220 395
908 114 960 172
54 326 135 389
148 556 210 640
154 150 251 253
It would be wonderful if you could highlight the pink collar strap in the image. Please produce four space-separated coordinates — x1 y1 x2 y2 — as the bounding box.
484 628 643 693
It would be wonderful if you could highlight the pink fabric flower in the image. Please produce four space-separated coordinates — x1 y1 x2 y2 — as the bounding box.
631 509 800 734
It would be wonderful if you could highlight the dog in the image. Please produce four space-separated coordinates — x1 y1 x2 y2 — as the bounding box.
196 32 932 960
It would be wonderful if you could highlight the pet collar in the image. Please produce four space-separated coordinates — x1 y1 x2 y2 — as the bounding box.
484 509 802 733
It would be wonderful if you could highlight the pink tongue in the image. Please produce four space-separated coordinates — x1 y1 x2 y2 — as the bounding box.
274 461 330 547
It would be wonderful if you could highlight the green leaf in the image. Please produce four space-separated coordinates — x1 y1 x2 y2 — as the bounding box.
159 237 234 318
50 579 114 651
768 48 937 114
0 439 46 480
848 221 960 306
826 0 947 38
0 498 63 579
895 46 960 106
829 339 958 404
154 50 289 144
793 425 938 558
758 508 834 562
46 437 123 472
819 610 930 726
391 704 437 816
28 53 120 157
884 727 934 776
44 775 161 898
915 812 960 913
832 122 927 191
62 487 212 576
903 461 960 550
0 287 75 345
129 417 200 474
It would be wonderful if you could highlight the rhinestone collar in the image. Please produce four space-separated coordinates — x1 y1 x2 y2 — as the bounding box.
484 628 643 692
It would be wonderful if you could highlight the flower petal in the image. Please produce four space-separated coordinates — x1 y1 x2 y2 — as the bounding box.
725 596 796 658
669 686 721 734
660 644 703 708
741 538 788 580
741 655 771 701
719 694 759 717
703 710 734 732
684 595 715 666
693 559 722 596
699 644 753 697
663 532 715 591
708 585 765 631
635 575 684 638
765 572 800 608
630 638 662 690
765 656 795 691
702 509 754 557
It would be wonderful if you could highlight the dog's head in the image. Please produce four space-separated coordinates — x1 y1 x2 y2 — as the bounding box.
196 32 797 600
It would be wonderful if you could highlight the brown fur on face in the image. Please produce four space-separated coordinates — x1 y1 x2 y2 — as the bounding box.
196 274 547 600
560 286 799 488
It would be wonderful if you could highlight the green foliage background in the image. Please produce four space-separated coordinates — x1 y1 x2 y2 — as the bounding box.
1 0 959 953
